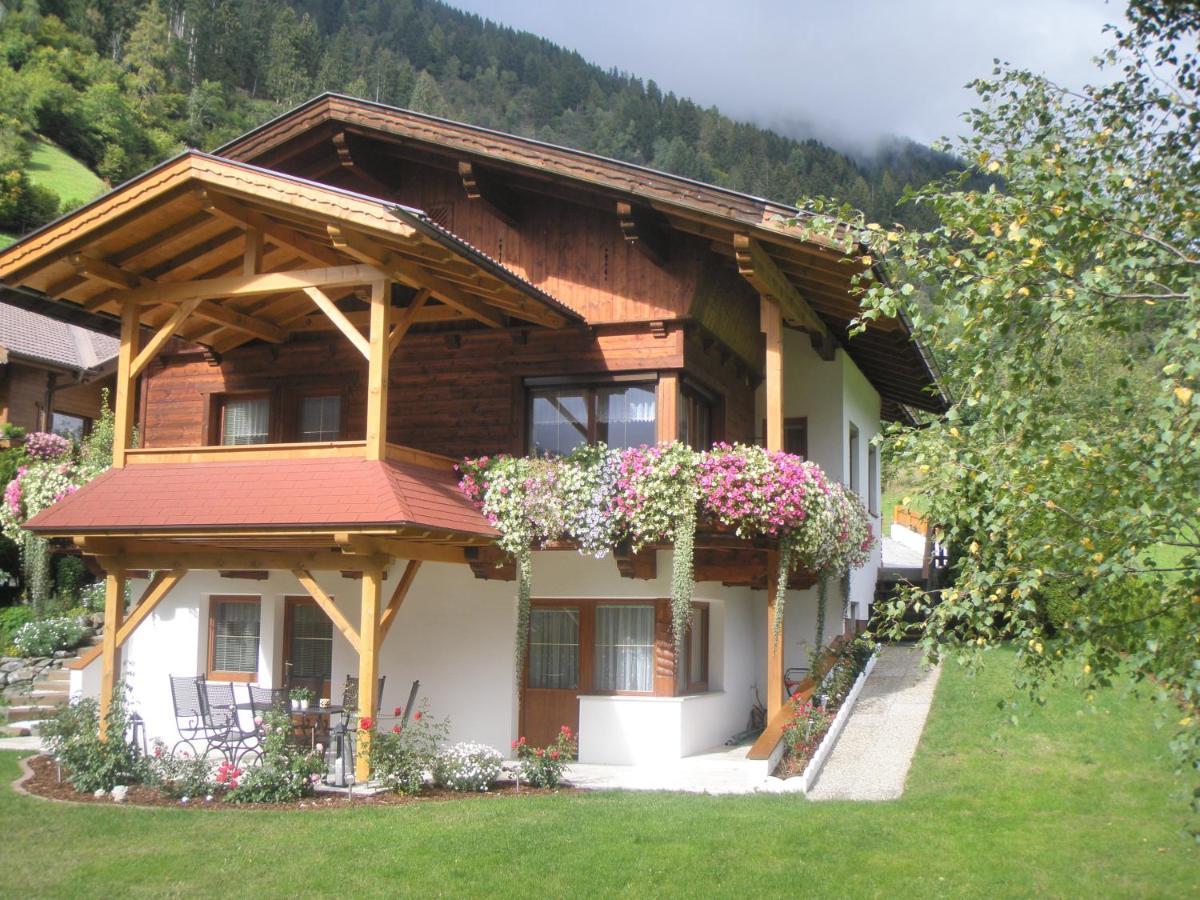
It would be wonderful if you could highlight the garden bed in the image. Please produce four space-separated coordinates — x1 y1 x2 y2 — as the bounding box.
16 754 577 810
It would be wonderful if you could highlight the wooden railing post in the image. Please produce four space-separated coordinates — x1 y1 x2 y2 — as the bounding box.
355 567 383 782
112 302 139 468
760 296 785 719
365 279 390 461
98 568 126 739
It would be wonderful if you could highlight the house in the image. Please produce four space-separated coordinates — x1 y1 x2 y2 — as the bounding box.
0 95 946 775
0 304 118 439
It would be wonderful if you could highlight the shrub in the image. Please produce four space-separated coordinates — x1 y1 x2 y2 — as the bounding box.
0 604 32 650
434 741 502 792
370 702 448 794
514 724 577 788
11 615 87 657
227 710 324 804
40 687 144 793
145 741 214 800
78 581 106 612
22 432 71 461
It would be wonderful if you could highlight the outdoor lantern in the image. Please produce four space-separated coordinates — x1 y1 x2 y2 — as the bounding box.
328 722 354 787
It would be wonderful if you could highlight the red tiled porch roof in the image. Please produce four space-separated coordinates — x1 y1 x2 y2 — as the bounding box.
24 457 496 537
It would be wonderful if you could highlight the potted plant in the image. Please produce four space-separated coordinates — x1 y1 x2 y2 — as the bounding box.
289 687 313 711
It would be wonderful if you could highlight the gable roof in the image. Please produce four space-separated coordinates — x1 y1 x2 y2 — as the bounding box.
218 94 948 416
0 150 581 357
0 303 118 372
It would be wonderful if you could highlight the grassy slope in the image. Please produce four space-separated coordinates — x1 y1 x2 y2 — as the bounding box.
25 136 105 210
0 651 1194 898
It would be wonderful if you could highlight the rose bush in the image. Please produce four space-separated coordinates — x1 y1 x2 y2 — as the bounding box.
514 724 577 788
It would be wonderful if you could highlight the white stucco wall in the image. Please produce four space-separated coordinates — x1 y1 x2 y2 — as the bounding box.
105 548 763 765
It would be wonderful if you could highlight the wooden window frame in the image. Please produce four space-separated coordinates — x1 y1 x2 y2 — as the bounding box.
207 595 262 683
526 597 709 697
293 390 347 443
209 390 274 446
50 410 92 439
524 375 659 454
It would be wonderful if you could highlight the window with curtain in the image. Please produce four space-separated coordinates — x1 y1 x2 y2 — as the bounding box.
220 396 270 445
528 607 579 689
528 382 657 455
299 395 342 442
288 603 332 681
210 598 260 679
594 604 654 692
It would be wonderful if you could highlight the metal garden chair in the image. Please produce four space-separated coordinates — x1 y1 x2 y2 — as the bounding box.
170 674 215 758
199 680 258 765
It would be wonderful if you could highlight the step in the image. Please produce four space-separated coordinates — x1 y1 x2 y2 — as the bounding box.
40 669 72 682
2 705 57 723
28 688 69 701
0 723 32 738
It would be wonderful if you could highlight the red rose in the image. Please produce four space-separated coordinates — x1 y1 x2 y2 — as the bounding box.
413 711 422 720
393 706 403 717
359 716 374 730
560 725 571 735
536 748 545 757
550 750 560 760
392 724 402 734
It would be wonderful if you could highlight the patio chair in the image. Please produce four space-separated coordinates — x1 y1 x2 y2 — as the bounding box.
199 680 258 765
339 674 387 724
170 674 214 758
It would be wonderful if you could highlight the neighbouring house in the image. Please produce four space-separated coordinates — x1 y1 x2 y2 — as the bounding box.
0 94 946 775
0 304 118 439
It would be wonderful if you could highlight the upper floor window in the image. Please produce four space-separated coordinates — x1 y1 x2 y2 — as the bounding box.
679 383 714 450
299 395 342 442
220 395 270 446
528 381 656 455
848 422 861 496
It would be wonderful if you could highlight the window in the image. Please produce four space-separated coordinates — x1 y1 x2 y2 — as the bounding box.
286 601 333 683
208 597 261 681
528 607 580 689
299 395 342 442
679 384 714 450
848 423 860 495
868 444 879 516
784 417 808 458
677 603 710 694
528 381 656 455
218 395 270 445
50 412 89 441
594 604 655 692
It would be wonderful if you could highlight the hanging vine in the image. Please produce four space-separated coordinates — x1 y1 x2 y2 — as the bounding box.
513 549 533 689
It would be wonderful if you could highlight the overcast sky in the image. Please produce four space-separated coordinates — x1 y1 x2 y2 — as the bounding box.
445 0 1120 151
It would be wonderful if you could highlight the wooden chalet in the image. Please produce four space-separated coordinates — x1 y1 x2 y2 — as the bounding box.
0 94 945 776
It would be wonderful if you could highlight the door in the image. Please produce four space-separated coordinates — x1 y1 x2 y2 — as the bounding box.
283 598 333 699
520 605 584 746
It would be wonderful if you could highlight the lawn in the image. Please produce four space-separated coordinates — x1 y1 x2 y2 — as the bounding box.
25 136 105 211
1 651 1194 898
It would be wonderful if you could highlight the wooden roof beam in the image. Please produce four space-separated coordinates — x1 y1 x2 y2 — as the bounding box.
327 226 508 329
617 201 670 267
122 263 383 306
196 188 341 266
389 288 429 354
458 160 523 227
734 234 836 361
302 285 370 358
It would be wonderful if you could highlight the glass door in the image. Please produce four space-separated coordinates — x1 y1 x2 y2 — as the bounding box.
283 598 333 699
521 605 584 746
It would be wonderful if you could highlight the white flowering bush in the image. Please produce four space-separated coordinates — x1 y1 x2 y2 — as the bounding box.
12 615 88 657
433 741 502 792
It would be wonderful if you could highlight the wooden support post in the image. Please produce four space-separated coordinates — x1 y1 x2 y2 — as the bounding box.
355 568 383 782
98 569 126 739
761 296 783 452
365 279 390 461
113 302 139 468
761 296 785 720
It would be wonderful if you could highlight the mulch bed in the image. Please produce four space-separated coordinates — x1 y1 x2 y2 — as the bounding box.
16 754 576 810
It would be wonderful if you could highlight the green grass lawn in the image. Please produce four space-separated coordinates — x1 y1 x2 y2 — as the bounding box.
25 136 105 211
0 233 14 249
1 651 1194 898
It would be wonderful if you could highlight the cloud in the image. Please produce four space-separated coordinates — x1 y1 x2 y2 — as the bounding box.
445 0 1118 151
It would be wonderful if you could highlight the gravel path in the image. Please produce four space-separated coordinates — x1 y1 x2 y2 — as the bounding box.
807 644 941 801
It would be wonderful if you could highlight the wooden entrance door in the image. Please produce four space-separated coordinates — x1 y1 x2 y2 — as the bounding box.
283 597 333 699
520 604 589 746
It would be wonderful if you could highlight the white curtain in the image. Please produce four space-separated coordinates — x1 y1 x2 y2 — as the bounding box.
528 607 579 689
222 397 270 445
595 605 654 692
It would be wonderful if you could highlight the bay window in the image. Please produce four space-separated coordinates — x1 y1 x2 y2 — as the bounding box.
528 379 656 455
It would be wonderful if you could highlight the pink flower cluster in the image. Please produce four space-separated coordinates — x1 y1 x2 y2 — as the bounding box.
23 432 71 461
3 478 20 515
698 443 829 536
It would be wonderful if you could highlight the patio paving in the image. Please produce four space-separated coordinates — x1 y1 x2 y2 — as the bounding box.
564 743 779 795
806 643 942 801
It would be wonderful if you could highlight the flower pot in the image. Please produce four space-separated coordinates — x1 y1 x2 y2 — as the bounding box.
291 699 302 711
